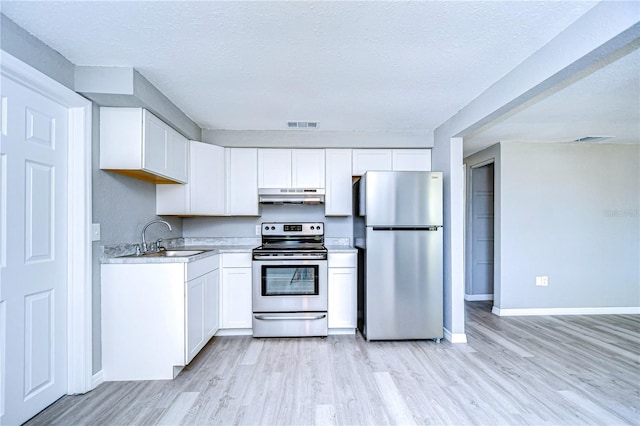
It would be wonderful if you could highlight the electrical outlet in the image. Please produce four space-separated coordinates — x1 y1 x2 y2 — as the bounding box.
91 223 101 241
536 276 549 286
255 225 261 236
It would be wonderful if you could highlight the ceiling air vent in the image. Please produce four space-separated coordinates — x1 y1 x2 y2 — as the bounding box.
287 121 318 129
574 136 614 143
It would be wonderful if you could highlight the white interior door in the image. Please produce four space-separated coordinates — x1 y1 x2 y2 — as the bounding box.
1 74 69 425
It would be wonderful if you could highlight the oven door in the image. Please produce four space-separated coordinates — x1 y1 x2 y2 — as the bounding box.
252 259 327 313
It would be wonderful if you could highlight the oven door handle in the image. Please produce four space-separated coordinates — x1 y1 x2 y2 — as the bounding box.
254 314 327 321
253 254 327 260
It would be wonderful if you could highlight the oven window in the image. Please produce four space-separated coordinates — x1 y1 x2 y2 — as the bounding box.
262 265 319 296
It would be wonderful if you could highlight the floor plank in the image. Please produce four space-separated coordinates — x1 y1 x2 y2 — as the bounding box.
25 302 640 425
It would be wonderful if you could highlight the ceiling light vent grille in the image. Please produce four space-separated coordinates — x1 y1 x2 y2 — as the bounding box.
574 136 613 143
288 121 318 129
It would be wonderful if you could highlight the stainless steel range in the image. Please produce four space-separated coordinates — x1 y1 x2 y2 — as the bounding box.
252 222 328 337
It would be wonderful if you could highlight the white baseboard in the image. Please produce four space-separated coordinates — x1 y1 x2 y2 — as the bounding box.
492 306 640 317
91 370 104 390
443 328 467 343
465 293 493 301
215 329 253 336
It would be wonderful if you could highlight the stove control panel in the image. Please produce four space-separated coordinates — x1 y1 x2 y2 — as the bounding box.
261 222 324 236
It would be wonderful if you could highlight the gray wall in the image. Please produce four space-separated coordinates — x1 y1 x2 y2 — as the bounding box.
1 14 75 89
466 142 640 311
183 205 352 241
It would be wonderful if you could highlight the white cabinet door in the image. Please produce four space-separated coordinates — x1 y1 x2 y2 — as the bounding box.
167 129 189 183
204 269 220 340
226 148 259 215
292 149 325 188
328 267 357 329
392 149 431 171
186 274 206 363
258 149 291 188
156 141 225 215
100 107 187 183
191 142 225 215
143 109 169 176
352 149 392 176
325 149 352 216
221 268 253 329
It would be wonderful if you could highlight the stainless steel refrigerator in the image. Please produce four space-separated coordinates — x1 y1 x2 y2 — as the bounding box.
354 171 443 341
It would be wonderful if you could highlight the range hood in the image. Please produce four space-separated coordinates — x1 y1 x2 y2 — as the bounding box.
258 188 325 204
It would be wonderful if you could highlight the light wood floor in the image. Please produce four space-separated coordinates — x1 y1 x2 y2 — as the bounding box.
27 302 640 425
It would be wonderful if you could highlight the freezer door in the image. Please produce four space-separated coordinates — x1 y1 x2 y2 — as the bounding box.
363 227 443 340
364 171 442 226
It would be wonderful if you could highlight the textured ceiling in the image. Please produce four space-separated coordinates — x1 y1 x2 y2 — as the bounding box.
1 0 600 136
464 43 640 156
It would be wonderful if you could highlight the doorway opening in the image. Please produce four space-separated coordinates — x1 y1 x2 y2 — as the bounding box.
466 162 495 309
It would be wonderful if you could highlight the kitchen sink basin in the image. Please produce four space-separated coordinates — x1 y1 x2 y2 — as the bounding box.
120 249 206 258
160 250 205 257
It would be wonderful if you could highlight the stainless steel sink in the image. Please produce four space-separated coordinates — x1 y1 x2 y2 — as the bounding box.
160 250 205 257
120 249 206 258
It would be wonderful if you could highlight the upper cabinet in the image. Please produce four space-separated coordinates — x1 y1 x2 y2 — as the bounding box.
100 107 188 184
352 149 431 175
157 145 258 216
157 141 225 215
352 149 392 175
258 149 325 188
325 149 353 216
226 148 259 216
392 149 432 171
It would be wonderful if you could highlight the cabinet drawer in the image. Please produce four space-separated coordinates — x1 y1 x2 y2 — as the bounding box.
222 252 252 268
187 254 219 281
328 252 357 268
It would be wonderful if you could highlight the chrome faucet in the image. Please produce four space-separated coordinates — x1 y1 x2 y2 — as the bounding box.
141 219 172 253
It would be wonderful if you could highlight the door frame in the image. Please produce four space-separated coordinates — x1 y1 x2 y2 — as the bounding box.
1 51 94 395
465 159 495 302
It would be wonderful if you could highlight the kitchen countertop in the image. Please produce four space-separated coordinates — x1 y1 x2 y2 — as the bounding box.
326 245 358 253
101 237 356 264
101 245 256 264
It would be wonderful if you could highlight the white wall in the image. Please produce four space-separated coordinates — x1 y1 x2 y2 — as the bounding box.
497 142 639 311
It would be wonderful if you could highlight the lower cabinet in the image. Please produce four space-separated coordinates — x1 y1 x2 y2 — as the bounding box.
101 255 219 381
328 252 357 333
186 268 219 363
220 253 253 330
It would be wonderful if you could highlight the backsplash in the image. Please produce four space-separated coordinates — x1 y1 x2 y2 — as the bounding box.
182 204 353 243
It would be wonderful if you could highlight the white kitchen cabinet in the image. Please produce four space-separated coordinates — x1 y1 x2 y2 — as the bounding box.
392 149 432 171
100 107 188 184
157 141 225 215
328 252 357 332
292 149 325 188
226 148 259 215
258 149 325 188
325 149 353 216
352 149 392 176
352 149 432 175
101 254 219 380
258 149 292 188
186 267 220 363
220 253 253 330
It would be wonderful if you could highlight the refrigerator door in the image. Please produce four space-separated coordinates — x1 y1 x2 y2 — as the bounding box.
363 227 443 340
363 171 443 226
